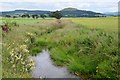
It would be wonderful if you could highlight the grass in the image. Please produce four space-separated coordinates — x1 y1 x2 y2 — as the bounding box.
0 27 2 79
65 17 118 32
2 21 40 78
38 22 118 78
1 18 64 78
1 18 54 25
0 17 2 78
1 17 119 78
33 17 118 78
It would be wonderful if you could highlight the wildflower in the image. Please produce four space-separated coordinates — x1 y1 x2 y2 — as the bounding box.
20 58 23 61
25 68 28 71
21 61 25 65
74 72 79 76
10 52 14 56
24 49 29 53
26 32 35 36
12 64 15 68
25 39 29 42
9 43 35 73
20 45 27 49
29 62 35 67
10 61 13 63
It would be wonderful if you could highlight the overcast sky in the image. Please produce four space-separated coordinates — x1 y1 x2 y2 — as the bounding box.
0 0 119 13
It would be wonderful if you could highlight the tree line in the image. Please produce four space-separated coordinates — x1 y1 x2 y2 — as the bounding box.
5 11 62 19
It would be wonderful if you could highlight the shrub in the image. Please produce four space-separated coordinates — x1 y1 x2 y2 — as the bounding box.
1 21 19 32
50 10 62 19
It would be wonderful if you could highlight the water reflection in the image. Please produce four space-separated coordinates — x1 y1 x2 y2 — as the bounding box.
31 50 77 78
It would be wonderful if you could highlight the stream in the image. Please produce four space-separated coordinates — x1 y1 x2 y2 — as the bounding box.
31 49 78 78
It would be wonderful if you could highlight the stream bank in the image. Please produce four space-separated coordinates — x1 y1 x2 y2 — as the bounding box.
31 50 78 78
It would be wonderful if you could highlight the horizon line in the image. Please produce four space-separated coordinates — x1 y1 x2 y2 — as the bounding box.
0 8 118 13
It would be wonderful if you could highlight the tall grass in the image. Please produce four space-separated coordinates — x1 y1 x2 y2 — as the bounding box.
2 21 42 78
2 17 119 78
33 19 119 78
0 27 2 79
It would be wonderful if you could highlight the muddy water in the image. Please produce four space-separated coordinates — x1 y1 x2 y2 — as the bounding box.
31 50 78 78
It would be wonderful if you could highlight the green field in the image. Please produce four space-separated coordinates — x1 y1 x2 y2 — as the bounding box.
0 26 2 79
66 17 118 32
1 17 119 78
1 18 54 25
1 17 118 31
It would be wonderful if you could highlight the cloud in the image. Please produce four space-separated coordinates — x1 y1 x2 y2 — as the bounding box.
0 0 119 12
0 0 119 2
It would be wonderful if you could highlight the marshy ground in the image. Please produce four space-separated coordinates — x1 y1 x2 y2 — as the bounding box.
1 17 119 79
31 49 77 78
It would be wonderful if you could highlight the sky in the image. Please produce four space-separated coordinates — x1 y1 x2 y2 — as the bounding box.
0 0 120 13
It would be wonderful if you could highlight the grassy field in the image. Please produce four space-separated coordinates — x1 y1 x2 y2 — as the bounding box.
0 26 2 79
1 18 54 25
66 17 118 32
1 17 119 78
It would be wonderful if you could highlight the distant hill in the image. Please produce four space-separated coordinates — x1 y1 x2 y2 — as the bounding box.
60 7 103 17
104 12 120 16
0 8 105 17
61 8 79 11
1 10 50 16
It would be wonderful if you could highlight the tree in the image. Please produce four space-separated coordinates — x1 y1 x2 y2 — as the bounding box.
13 16 17 18
40 14 46 19
21 14 26 18
50 11 62 19
5 15 11 18
26 14 30 18
35 15 39 19
32 14 39 19
31 15 35 19
21 14 30 18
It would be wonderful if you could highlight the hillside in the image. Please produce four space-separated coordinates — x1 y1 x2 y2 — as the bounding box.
1 8 104 17
1 10 50 16
61 8 103 17
104 12 120 16
61 7 79 11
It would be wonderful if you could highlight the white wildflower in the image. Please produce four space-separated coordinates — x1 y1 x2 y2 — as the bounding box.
12 64 15 68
